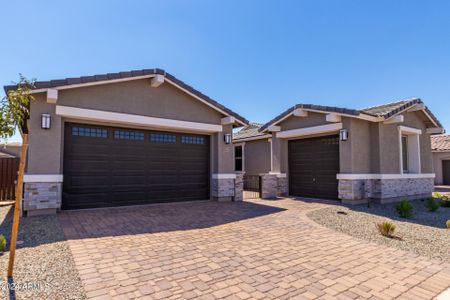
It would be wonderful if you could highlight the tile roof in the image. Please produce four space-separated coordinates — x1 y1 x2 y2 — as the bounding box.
3 68 249 126
360 98 421 118
260 98 442 132
431 135 450 151
233 123 267 140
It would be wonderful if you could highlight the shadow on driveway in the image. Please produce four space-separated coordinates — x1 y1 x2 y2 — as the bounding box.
58 200 286 240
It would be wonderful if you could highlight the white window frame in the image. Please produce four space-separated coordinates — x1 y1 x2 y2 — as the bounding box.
398 126 422 174
234 143 245 172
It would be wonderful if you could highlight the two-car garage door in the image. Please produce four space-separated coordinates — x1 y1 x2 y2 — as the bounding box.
63 123 210 209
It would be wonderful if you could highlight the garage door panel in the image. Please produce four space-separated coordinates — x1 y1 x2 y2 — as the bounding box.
289 135 339 200
63 123 210 209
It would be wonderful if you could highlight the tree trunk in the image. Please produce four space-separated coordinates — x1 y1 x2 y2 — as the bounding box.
7 133 28 278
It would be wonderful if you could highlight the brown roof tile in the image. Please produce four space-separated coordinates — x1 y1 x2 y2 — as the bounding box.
431 135 450 151
233 123 267 140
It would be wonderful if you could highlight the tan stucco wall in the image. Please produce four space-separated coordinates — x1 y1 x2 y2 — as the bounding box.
433 151 450 185
58 79 223 124
241 138 271 175
279 112 329 130
28 93 63 174
378 111 433 174
27 79 229 175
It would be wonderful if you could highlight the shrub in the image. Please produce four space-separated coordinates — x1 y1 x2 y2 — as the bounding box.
0 234 6 252
376 221 396 238
447 220 450 229
395 199 413 218
425 197 440 212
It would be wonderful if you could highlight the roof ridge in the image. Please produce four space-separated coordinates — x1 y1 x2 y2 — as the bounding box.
360 98 420 111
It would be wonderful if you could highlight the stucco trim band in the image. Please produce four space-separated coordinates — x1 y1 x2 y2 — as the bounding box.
212 173 237 179
24 174 64 183
55 105 223 133
276 123 343 139
336 173 435 180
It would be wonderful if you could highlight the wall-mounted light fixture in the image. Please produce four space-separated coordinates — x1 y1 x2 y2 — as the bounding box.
41 114 51 129
224 133 232 144
339 129 348 141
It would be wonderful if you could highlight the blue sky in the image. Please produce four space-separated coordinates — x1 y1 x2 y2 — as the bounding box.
1 0 449 142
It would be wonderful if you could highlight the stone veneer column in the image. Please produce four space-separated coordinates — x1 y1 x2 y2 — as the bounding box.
211 173 244 202
23 182 62 215
234 172 244 201
277 174 288 197
260 173 278 199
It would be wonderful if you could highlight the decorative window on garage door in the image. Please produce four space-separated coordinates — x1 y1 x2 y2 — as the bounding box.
150 133 177 143
181 135 205 145
72 127 107 138
114 130 144 140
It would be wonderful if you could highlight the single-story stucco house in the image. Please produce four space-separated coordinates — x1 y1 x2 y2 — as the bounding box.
3 69 249 215
233 99 445 204
431 135 450 186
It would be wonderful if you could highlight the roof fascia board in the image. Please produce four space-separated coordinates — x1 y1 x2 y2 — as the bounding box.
28 74 157 94
233 134 272 143
55 105 223 133
261 108 382 132
383 102 439 128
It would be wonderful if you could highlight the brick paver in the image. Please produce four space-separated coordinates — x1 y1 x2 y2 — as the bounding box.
59 198 450 299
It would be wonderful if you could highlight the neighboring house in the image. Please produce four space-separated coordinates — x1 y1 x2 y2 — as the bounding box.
431 135 450 185
0 142 22 158
233 99 444 204
3 68 248 215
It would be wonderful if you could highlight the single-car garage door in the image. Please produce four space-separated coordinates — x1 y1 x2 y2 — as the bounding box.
288 135 340 199
444 160 450 185
63 123 210 209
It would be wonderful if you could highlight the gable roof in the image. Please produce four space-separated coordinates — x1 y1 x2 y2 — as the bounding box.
260 98 443 132
431 135 450 151
3 68 249 126
233 123 268 141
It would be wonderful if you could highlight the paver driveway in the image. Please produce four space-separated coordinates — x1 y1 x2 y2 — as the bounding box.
59 198 450 300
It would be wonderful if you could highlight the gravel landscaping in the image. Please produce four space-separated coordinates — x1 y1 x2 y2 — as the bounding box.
307 199 450 263
0 204 85 300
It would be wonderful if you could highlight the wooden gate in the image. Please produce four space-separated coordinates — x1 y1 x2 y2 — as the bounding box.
0 157 20 201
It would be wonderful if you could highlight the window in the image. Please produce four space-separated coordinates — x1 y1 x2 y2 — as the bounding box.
114 130 144 140
235 145 243 171
181 135 204 145
398 126 421 174
150 133 176 143
72 127 107 138
402 135 408 172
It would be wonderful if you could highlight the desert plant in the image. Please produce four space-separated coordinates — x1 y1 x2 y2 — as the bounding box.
447 220 450 229
395 199 413 218
432 192 443 199
376 221 396 238
424 197 440 212
0 234 6 252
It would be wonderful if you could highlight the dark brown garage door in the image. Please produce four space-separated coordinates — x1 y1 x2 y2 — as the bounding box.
63 123 210 209
288 135 340 199
444 160 450 185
